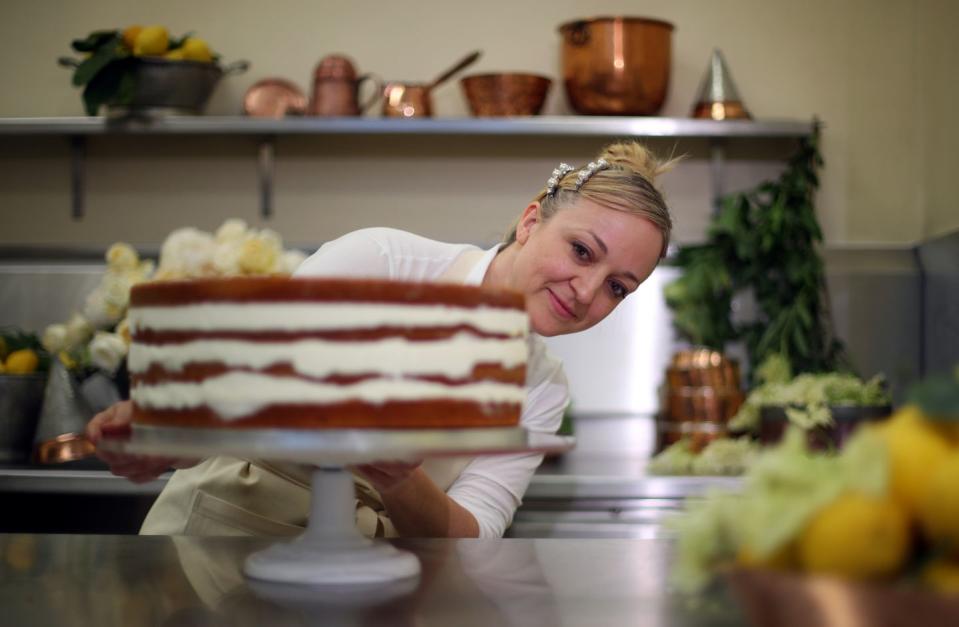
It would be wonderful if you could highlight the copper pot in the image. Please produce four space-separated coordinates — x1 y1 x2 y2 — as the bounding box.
382 50 481 118
558 16 674 116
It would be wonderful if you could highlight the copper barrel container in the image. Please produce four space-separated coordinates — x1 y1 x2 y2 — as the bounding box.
658 349 743 451
558 16 674 116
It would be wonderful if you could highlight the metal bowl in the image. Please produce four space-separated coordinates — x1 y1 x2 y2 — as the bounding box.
108 57 248 115
0 374 46 462
759 404 893 450
460 73 552 116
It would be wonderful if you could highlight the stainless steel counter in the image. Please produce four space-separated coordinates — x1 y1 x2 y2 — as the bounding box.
0 534 745 626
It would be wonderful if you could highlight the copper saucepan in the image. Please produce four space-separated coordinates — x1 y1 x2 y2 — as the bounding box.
382 50 481 117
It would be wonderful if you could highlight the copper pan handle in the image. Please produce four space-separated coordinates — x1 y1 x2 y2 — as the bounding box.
357 72 384 113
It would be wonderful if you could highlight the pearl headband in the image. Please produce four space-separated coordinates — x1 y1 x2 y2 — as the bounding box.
545 158 610 197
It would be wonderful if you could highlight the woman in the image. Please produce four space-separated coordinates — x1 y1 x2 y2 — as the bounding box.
88 140 676 539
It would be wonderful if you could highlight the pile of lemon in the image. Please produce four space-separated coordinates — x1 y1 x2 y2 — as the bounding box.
0 337 40 375
749 406 959 593
121 25 214 63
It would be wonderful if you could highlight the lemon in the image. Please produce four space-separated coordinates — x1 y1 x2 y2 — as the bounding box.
180 38 213 63
918 453 959 553
923 559 959 595
797 492 911 579
164 49 186 61
122 25 143 50
133 25 169 56
736 541 797 571
4 349 39 375
877 405 952 515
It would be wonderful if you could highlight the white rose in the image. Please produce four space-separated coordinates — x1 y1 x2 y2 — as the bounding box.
212 241 243 276
115 318 132 347
106 243 139 271
42 324 68 353
158 227 216 278
280 249 307 275
238 233 281 275
89 331 128 374
83 290 112 328
215 219 249 243
65 313 94 349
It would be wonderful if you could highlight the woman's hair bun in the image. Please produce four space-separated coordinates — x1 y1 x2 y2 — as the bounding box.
599 141 681 184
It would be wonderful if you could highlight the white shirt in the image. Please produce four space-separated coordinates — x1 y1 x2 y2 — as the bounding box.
296 228 569 537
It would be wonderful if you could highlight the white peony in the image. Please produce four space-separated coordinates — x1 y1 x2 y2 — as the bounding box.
115 318 132 347
280 249 307 275
238 232 282 275
64 313 93 349
89 331 128 374
215 218 249 243
212 241 243 276
158 227 216 278
42 324 68 354
106 242 139 271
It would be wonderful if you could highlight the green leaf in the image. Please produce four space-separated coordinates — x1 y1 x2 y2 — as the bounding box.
81 59 127 115
168 31 195 50
71 30 119 53
73 36 124 86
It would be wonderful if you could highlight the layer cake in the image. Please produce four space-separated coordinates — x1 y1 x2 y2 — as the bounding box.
127 277 528 428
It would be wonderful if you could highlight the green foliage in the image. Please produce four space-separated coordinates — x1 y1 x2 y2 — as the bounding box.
665 126 849 379
908 366 959 420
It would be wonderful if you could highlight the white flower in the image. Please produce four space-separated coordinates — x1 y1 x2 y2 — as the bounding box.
158 227 216 278
280 249 307 275
215 219 249 243
83 290 112 328
212 241 243 276
64 313 93 349
42 324 68 353
238 232 282 275
106 243 139 271
115 318 132 347
89 331 128 374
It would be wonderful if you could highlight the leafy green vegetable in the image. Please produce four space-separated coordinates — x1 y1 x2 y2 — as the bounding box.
669 426 888 593
648 437 759 476
665 128 851 380
648 439 698 475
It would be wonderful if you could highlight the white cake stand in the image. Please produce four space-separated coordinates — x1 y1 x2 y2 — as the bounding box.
103 424 573 586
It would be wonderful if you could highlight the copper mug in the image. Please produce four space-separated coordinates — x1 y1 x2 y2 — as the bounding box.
310 54 382 116
382 82 432 117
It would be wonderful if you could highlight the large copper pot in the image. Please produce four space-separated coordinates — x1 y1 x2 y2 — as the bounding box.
558 16 674 116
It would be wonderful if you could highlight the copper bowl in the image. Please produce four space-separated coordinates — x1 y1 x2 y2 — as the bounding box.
460 73 551 116
558 16 673 115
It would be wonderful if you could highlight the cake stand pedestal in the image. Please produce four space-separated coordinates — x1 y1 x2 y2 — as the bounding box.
103 425 572 586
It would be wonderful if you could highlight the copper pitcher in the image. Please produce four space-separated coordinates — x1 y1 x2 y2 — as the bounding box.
309 54 382 116
558 17 674 116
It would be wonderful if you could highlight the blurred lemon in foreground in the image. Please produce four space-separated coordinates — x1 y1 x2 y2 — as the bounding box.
918 453 959 553
923 559 959 595
122 25 143 50
180 37 213 62
4 349 39 374
737 541 797 571
877 406 952 515
164 49 186 61
133 25 169 56
798 492 910 579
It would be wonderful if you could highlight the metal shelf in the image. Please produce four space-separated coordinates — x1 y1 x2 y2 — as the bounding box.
0 115 814 138
0 115 815 220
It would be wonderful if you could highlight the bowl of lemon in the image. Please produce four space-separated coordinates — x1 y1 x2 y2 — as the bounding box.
61 25 248 116
0 334 47 463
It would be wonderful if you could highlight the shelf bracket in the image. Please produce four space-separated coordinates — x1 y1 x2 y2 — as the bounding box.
69 136 86 220
709 139 727 215
257 136 275 220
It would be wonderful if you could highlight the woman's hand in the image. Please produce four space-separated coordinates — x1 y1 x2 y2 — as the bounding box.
351 460 424 494
86 400 198 483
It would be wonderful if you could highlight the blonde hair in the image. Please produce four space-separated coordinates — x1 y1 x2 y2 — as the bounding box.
503 141 679 257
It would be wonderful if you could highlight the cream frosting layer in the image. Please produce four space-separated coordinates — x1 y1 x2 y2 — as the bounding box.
132 371 525 420
130 303 527 336
128 334 527 378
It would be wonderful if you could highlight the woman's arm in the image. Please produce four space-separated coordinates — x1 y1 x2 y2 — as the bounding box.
353 463 480 537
